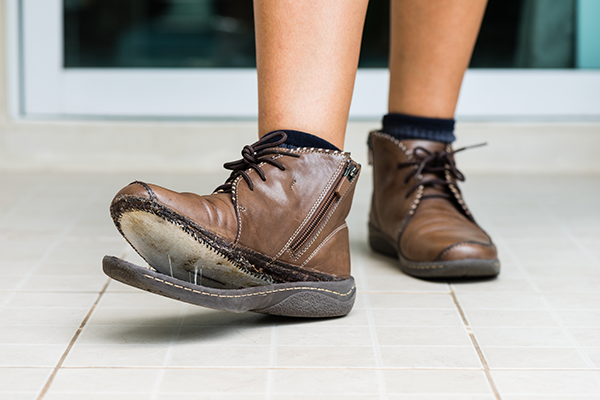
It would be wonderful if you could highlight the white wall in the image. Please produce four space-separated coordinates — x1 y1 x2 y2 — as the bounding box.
1 1 599 174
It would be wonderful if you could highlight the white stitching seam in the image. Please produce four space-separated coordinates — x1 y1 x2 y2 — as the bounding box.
406 264 445 270
232 175 244 245
408 185 424 216
371 131 412 160
143 274 355 298
300 223 348 267
290 170 356 261
271 152 348 262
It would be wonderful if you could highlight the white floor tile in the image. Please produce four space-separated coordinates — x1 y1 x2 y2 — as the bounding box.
63 344 169 367
368 293 456 309
276 325 372 346
455 293 546 310
87 307 184 327
451 278 538 294
555 309 600 328
580 347 600 369
483 347 589 369
0 307 90 327
175 325 272 346
569 328 600 347
547 294 600 310
536 278 600 294
17 274 108 293
500 396 600 400
271 369 380 395
376 326 472 346
0 326 78 345
76 324 178 345
364 275 450 293
45 394 151 400
371 308 464 327
462 309 559 327
2 292 97 308
0 367 52 393
2 172 600 398
98 292 186 309
0 344 67 368
159 368 268 394
383 370 492 394
47 368 161 394
380 346 482 368
168 345 272 367
492 370 600 395
387 396 495 400
159 395 266 400
271 396 380 400
276 345 377 367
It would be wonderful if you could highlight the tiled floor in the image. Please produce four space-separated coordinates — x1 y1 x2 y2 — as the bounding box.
1 170 600 399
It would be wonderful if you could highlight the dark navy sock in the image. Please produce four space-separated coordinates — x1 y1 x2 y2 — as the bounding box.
381 113 456 143
270 130 340 151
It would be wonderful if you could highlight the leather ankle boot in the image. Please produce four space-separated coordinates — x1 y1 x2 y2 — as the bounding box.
104 131 361 317
367 131 499 278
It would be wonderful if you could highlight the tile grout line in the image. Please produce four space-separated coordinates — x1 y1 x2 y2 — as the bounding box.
264 323 278 400
0 178 54 228
0 183 60 312
20 365 600 371
1 175 111 312
541 204 600 269
450 287 501 400
150 300 186 400
7 342 600 349
354 260 389 400
36 278 111 400
482 207 600 375
497 240 600 376
475 194 600 388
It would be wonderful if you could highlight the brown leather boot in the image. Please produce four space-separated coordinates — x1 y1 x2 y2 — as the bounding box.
103 132 361 317
367 131 500 278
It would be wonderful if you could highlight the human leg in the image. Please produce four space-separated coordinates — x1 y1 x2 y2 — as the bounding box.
368 0 500 278
103 1 367 316
388 0 487 118
254 0 369 150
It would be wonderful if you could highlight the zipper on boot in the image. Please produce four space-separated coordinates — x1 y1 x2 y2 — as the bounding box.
289 160 360 255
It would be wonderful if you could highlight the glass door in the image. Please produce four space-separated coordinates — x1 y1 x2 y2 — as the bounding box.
12 0 600 119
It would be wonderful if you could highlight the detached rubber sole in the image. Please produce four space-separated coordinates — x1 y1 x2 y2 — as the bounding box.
368 225 500 279
102 255 356 318
118 210 273 289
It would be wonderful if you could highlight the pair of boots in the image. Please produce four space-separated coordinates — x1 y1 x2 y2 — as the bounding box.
103 130 499 318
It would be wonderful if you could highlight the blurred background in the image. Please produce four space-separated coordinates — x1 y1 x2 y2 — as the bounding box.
0 0 599 172
2 4 600 399
61 0 587 69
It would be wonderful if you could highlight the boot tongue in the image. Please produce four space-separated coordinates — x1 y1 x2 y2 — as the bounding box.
402 140 452 198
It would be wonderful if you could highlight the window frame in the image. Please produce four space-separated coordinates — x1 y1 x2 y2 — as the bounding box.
8 0 600 120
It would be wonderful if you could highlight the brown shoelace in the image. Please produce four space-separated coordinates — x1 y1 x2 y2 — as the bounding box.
398 143 485 199
214 131 300 193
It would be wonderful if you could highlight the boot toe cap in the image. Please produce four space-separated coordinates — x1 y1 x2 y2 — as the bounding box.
113 181 153 202
438 241 498 262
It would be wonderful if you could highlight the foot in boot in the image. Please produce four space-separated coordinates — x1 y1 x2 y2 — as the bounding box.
367 131 500 279
105 131 361 317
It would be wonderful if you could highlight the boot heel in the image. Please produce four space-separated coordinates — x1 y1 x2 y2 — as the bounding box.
368 224 397 258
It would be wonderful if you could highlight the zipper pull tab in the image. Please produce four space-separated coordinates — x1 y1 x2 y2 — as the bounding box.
335 162 360 197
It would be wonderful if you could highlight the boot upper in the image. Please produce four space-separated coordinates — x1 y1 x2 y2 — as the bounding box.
112 138 360 280
368 131 497 263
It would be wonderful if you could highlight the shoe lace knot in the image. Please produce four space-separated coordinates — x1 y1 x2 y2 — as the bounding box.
214 131 300 193
398 143 485 199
